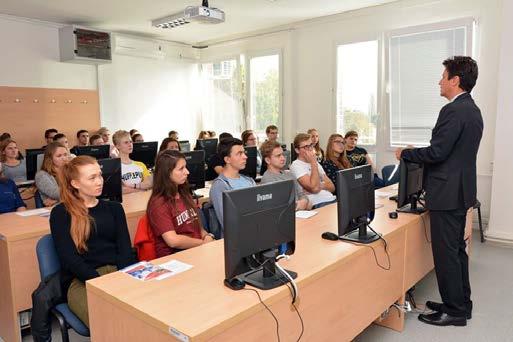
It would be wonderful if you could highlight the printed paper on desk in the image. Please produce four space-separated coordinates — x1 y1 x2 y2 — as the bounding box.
16 208 51 217
122 260 193 281
296 210 318 219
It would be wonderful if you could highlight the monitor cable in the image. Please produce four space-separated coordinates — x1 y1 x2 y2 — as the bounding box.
341 225 391 271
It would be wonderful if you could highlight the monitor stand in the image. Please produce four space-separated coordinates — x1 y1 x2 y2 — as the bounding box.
339 217 380 244
397 194 426 215
243 250 297 290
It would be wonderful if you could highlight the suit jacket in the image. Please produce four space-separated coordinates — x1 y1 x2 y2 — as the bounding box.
401 92 483 211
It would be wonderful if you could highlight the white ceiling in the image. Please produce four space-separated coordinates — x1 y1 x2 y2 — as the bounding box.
0 0 397 45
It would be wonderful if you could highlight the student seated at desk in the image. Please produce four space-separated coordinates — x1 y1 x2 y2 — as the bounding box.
113 130 152 194
50 156 136 328
209 138 256 229
290 133 336 209
42 128 58 149
307 128 325 163
206 132 233 181
89 134 104 146
0 162 26 213
159 137 180 152
53 133 76 159
320 134 352 191
147 150 214 258
35 142 69 207
241 130 262 175
260 140 311 210
97 127 118 158
0 138 27 182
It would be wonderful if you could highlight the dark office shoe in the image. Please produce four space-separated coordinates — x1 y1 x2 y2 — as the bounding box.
426 301 472 319
418 311 467 326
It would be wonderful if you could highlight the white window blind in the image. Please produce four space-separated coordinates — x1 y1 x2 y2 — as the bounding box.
389 26 468 146
200 59 243 136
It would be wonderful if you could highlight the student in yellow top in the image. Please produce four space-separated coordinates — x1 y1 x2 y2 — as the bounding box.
112 130 152 194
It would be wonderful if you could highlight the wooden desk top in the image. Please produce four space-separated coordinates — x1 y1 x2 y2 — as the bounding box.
87 186 421 341
0 182 213 243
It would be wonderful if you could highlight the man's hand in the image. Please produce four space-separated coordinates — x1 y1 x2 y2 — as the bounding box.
395 148 403 161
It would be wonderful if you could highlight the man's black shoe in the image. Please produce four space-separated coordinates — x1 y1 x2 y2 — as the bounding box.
425 301 472 319
418 311 467 326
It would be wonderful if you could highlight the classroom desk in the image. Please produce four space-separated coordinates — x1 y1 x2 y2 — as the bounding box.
86 190 472 342
0 184 211 342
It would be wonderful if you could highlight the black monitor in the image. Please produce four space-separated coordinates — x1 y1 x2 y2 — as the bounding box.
223 180 297 290
25 148 45 180
183 150 205 191
195 138 218 162
290 143 298 163
397 159 426 214
240 146 257 179
179 140 191 152
74 145 110 159
337 164 380 243
130 141 158 169
98 158 122 202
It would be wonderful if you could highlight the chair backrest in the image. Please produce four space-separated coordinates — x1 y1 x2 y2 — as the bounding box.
36 235 61 280
382 164 400 186
34 190 44 209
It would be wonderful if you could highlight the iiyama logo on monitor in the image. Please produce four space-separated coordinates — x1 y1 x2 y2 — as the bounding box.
91 148 99 152
185 155 192 160
354 173 363 180
256 193 273 202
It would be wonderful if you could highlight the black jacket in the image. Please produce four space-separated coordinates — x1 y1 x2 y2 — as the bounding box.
31 271 66 342
401 92 483 211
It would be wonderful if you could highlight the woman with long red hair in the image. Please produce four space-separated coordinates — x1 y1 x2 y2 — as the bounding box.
50 155 135 327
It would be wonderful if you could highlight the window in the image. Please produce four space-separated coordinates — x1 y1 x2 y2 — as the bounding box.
336 41 378 145
200 59 243 136
249 54 281 137
389 25 469 146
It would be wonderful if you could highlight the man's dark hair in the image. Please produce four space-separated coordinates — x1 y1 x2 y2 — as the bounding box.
443 56 478 93
266 125 278 134
53 133 66 141
219 132 233 142
218 137 243 166
76 129 88 138
0 132 11 142
44 128 58 139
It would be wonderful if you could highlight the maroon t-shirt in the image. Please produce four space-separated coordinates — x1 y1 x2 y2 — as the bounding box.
147 195 202 258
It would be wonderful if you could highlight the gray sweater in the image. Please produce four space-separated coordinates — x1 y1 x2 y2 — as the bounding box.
261 169 308 203
2 159 27 182
35 170 60 202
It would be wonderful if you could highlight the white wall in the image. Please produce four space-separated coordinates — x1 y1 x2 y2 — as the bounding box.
0 15 97 89
487 0 513 242
200 0 503 221
97 52 201 143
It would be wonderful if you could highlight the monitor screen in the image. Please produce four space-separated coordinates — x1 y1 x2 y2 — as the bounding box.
195 138 218 162
130 141 158 169
179 140 191 152
397 159 425 214
98 158 122 202
74 145 110 159
183 150 205 190
25 148 45 181
336 164 379 243
223 179 296 290
240 146 257 179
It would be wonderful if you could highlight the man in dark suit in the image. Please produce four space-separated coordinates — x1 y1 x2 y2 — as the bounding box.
396 56 483 327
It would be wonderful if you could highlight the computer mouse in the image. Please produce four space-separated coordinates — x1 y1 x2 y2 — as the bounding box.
224 278 245 290
389 211 398 219
321 232 340 241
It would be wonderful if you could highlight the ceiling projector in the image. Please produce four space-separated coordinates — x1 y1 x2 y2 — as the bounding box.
152 0 225 29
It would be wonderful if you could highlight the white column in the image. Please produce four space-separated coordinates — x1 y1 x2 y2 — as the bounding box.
487 0 513 241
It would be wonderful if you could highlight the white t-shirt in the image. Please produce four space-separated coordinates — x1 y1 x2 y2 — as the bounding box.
290 159 336 206
121 161 150 186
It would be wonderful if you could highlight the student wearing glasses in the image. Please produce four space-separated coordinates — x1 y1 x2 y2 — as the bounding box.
241 130 262 175
290 133 335 208
321 134 352 191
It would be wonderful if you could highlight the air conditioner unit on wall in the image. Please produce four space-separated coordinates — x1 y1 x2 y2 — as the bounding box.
114 35 166 60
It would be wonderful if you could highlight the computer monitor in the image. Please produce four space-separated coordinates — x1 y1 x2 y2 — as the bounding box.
240 146 257 179
179 140 191 152
183 150 205 191
195 138 218 162
337 164 380 243
290 143 298 163
25 148 45 180
397 159 426 214
98 158 122 202
74 145 110 159
223 179 297 290
130 141 158 169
